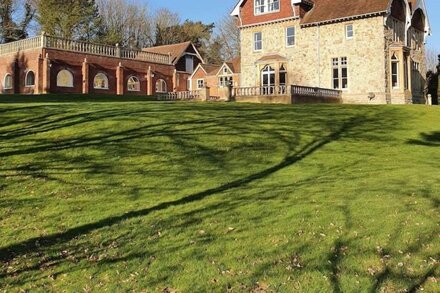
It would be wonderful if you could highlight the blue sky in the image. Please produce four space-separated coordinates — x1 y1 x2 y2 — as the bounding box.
146 0 439 50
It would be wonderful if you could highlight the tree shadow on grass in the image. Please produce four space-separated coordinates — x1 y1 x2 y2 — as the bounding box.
407 132 440 147
0 115 364 265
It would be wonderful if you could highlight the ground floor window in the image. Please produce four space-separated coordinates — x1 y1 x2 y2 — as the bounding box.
197 79 204 89
127 76 140 92
3 74 12 89
57 70 74 88
25 71 35 87
391 54 399 89
155 79 167 93
261 65 275 94
219 76 233 87
332 57 348 90
279 65 287 94
93 73 109 89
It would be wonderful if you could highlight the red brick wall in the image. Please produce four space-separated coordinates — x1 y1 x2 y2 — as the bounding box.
0 48 176 95
190 67 207 91
240 0 295 26
44 49 175 95
175 72 191 91
0 49 42 94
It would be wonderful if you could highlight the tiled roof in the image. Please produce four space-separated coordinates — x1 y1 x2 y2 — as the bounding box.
201 64 222 75
301 0 389 25
142 41 195 64
225 57 241 73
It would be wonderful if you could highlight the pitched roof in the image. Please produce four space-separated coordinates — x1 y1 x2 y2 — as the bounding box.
201 64 223 75
142 41 204 65
301 0 389 25
225 57 241 73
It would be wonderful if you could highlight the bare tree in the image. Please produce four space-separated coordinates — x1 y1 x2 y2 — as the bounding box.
96 0 153 48
426 48 439 72
151 8 181 46
0 0 36 43
216 15 240 61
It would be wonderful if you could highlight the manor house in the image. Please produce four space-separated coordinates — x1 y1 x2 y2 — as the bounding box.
231 0 431 104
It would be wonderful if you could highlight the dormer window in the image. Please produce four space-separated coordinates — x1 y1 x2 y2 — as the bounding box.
255 0 280 15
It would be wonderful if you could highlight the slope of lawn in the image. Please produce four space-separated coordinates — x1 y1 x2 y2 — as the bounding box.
0 95 439 292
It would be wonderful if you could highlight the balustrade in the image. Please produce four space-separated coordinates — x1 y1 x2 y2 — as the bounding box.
0 34 172 65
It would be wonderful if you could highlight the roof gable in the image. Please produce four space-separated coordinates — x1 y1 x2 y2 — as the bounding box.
143 42 204 65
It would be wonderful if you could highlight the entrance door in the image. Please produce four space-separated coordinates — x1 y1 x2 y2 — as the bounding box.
261 65 275 95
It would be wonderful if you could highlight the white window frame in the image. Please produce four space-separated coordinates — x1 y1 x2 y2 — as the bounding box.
332 57 348 90
3 74 12 90
155 79 167 93
197 79 204 89
345 24 354 39
93 73 109 90
391 54 399 89
218 76 233 88
127 76 140 92
25 71 35 87
254 0 280 16
254 32 262 52
286 26 295 47
56 69 74 88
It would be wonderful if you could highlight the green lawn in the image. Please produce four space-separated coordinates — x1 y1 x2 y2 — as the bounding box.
0 95 439 292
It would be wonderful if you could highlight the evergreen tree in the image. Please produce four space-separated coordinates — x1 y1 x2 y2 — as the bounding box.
37 0 101 40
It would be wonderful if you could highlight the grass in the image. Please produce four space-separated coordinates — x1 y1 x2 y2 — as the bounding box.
0 95 439 292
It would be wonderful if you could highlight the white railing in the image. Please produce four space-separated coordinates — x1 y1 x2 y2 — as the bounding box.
157 91 200 101
234 85 290 97
291 85 342 98
0 34 172 65
45 35 118 57
0 36 41 55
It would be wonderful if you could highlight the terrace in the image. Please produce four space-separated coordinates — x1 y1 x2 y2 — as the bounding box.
0 34 172 65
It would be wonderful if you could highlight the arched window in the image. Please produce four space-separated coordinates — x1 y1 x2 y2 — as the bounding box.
3 74 12 90
155 79 167 93
261 65 275 95
279 64 287 94
127 76 140 92
57 69 74 88
25 71 35 87
93 73 109 89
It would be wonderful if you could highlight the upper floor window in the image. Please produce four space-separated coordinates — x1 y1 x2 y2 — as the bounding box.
25 71 35 87
332 57 348 90
286 27 295 47
255 0 280 15
185 55 194 73
254 32 262 51
346 24 354 39
57 70 74 88
3 74 12 90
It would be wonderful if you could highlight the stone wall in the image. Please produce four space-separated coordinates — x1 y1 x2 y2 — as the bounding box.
240 14 427 104
240 16 389 104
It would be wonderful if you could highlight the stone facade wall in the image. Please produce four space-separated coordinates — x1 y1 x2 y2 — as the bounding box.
240 16 391 104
